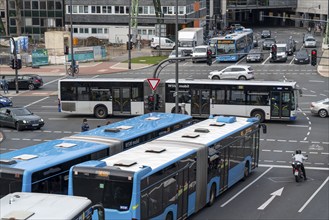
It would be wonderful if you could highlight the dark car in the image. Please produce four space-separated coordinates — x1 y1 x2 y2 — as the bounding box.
0 95 13 108
253 36 259 47
262 38 276 50
7 74 43 90
286 37 297 55
246 49 264 63
261 30 271 38
294 49 310 64
0 107 44 131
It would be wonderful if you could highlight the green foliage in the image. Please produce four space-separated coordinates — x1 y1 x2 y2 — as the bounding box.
124 56 167 64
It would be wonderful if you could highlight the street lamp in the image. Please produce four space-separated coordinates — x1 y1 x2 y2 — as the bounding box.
69 0 75 77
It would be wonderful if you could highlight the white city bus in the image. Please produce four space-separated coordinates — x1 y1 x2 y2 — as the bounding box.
58 78 300 122
0 192 104 220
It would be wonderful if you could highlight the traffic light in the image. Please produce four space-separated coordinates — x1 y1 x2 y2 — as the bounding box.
126 42 133 50
311 49 317 66
16 59 22 69
64 46 69 55
271 44 277 60
10 59 15 69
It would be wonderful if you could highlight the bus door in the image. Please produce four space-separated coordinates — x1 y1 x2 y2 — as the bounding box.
219 147 229 194
113 88 131 114
176 168 189 219
270 91 291 119
191 89 210 116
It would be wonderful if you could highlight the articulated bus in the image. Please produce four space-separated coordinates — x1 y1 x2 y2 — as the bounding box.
0 113 192 198
1 192 105 220
58 78 299 122
214 29 253 62
69 115 266 219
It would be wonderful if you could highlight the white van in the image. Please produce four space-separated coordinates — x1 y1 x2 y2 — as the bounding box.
151 37 175 50
192 45 211 63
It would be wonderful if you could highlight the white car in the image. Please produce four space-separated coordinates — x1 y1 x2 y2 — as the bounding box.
310 98 329 118
304 37 316 48
208 65 254 80
192 45 211 63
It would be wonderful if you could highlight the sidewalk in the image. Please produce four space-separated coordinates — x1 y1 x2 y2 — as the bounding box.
0 47 153 76
317 49 329 78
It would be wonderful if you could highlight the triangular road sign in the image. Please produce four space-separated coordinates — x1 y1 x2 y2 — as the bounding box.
147 78 160 91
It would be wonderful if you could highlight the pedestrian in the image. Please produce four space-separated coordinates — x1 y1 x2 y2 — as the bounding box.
1 76 9 94
81 118 89 132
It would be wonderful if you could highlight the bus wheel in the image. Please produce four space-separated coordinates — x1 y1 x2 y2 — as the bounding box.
242 162 250 181
165 212 173 220
251 110 265 122
207 184 216 207
212 76 220 80
94 106 108 119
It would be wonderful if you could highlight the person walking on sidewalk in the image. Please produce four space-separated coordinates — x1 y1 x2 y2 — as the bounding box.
81 118 90 132
1 76 9 94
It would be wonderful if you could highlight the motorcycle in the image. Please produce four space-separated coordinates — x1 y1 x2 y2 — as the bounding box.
291 154 308 182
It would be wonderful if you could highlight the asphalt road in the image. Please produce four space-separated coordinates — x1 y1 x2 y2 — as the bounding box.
0 27 328 220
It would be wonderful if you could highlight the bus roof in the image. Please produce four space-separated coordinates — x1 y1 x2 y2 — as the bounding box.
0 192 91 219
0 139 110 171
165 79 297 87
73 113 192 141
101 116 258 173
218 30 252 40
59 78 146 83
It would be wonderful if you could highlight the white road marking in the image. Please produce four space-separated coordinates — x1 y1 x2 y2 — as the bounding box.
309 80 325 83
298 176 329 212
24 97 49 107
286 125 308 128
258 187 284 210
221 167 273 207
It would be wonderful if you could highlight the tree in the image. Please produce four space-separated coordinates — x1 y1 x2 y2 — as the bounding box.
13 0 23 36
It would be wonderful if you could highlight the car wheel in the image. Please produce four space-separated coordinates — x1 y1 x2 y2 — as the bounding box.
155 46 160 50
212 76 220 80
318 109 328 118
94 105 108 119
238 76 247 80
16 122 22 131
28 84 35 90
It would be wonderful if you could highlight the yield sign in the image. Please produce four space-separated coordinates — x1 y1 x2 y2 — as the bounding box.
147 78 160 91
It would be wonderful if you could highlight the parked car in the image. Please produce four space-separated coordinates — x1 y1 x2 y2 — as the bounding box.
192 45 211 63
208 65 254 80
261 30 271 38
310 98 329 118
0 107 44 131
270 43 288 62
286 37 297 55
294 49 310 64
304 36 316 48
262 38 276 50
7 74 43 90
168 49 186 62
0 95 13 108
253 36 259 47
246 49 264 63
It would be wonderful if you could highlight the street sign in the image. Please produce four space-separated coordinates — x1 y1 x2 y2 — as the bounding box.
147 78 160 91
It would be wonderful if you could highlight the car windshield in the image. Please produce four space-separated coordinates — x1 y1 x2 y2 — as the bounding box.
265 39 275 43
194 48 207 53
306 38 315 42
277 47 286 52
12 108 32 116
262 30 270 34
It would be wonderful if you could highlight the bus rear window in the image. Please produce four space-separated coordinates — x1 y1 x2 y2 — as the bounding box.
0 171 23 198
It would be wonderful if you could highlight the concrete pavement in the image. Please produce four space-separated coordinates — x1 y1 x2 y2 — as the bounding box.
317 48 329 78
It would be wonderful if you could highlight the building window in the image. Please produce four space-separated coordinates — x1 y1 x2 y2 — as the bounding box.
104 28 108 34
149 6 155 14
107 6 112 13
73 6 78 13
55 1 62 10
178 6 185 15
32 1 39 9
32 18 39 26
25 18 32 26
73 28 78 33
40 1 46 10
48 1 54 10
97 28 103 34
92 28 97 34
84 6 89 13
24 1 31 9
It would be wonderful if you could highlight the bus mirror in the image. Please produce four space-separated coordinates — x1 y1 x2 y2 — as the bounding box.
260 124 267 134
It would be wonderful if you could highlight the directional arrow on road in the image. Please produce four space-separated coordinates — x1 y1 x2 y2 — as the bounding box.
258 187 284 210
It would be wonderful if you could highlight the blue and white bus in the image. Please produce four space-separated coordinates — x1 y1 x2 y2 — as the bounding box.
69 115 266 219
0 113 193 198
215 29 253 62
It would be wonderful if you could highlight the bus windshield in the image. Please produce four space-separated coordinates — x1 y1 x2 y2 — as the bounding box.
217 43 235 54
0 170 23 198
73 171 133 211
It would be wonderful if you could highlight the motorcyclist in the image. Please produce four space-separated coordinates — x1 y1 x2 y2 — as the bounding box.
292 150 308 180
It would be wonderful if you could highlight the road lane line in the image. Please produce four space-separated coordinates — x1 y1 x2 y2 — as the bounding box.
286 125 308 128
220 167 273 207
298 176 329 213
24 97 49 107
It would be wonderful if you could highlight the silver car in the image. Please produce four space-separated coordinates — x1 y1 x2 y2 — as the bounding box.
304 37 316 48
310 98 329 118
208 65 254 80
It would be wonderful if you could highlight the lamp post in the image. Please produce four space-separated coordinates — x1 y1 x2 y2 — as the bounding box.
70 0 75 77
128 0 132 69
174 0 178 113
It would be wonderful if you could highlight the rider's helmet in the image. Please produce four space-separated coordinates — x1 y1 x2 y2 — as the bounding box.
296 150 301 154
